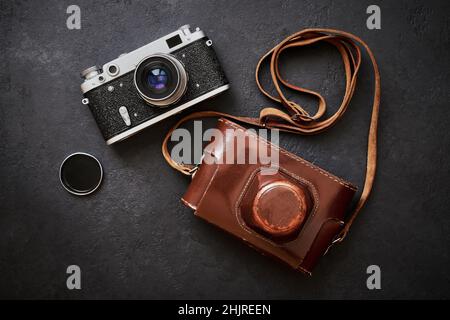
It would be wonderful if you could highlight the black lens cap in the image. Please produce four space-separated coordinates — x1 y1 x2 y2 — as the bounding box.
59 152 103 196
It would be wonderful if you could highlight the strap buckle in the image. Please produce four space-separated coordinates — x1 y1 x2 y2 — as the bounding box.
291 112 314 123
291 114 301 122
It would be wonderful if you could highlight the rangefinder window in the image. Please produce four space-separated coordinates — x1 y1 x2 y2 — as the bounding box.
166 35 182 48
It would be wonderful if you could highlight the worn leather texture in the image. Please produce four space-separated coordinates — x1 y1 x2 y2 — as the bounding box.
84 37 229 141
182 118 356 274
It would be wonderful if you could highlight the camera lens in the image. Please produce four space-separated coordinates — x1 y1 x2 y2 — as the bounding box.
146 67 169 92
134 54 187 107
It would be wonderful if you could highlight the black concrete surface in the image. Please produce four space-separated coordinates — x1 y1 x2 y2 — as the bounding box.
0 0 449 299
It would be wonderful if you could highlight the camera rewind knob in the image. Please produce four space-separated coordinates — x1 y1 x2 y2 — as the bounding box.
80 66 100 80
179 24 191 36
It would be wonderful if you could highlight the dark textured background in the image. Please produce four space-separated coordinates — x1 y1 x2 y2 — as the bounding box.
0 0 449 299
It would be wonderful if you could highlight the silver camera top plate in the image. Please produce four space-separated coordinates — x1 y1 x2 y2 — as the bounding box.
80 25 205 94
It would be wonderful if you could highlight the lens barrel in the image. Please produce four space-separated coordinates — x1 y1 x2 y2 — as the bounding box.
134 54 187 107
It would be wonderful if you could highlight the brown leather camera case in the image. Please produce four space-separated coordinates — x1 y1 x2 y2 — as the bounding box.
163 28 380 275
182 118 357 275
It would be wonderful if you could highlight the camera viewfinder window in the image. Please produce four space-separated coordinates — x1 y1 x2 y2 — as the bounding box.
166 35 182 48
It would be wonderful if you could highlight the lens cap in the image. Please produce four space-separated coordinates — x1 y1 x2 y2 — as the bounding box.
59 152 103 196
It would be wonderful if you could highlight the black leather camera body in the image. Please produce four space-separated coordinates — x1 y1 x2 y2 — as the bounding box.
80 25 229 145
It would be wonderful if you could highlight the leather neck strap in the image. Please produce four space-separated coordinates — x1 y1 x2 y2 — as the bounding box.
162 28 381 242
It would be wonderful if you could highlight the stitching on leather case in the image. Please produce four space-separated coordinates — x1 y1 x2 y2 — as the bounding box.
218 118 357 191
234 166 320 255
